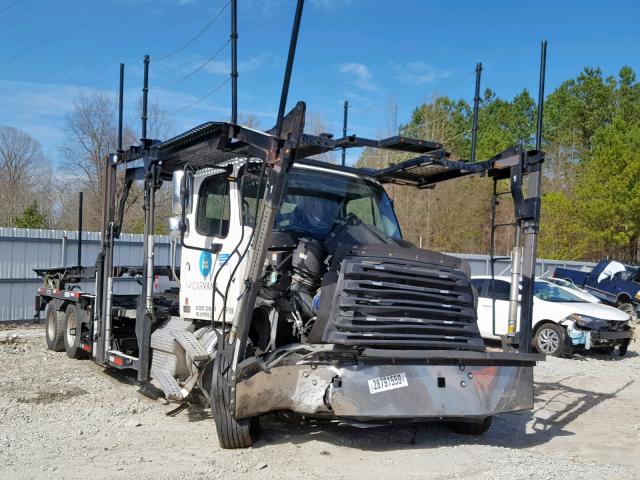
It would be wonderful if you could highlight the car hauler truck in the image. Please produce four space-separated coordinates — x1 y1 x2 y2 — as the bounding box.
35 2 546 449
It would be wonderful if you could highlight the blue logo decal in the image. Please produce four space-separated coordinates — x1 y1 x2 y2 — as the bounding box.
199 251 212 277
218 253 231 266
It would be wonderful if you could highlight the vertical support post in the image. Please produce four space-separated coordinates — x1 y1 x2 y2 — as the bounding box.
77 192 83 266
97 154 118 364
275 0 305 138
489 179 498 337
341 99 348 166
141 55 149 141
230 0 238 124
536 41 547 151
118 63 124 152
470 62 482 163
137 158 156 381
518 41 547 353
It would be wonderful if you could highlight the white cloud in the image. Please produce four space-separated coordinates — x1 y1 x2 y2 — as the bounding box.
0 80 102 154
310 0 354 9
393 61 451 85
338 62 377 92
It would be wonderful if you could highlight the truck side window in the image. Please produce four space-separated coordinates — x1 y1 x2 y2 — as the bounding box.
196 175 230 237
486 280 511 301
240 166 267 227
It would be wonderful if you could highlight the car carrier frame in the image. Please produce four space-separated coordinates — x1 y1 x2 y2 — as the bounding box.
35 0 547 449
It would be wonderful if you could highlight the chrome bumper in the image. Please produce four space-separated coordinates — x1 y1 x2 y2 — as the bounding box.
235 362 534 420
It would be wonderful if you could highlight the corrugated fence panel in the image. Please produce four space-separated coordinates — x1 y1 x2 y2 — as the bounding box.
0 227 179 321
1 227 594 322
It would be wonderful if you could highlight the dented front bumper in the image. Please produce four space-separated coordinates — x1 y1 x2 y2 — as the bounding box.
235 351 537 420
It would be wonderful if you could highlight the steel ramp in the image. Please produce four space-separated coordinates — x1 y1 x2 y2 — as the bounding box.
172 330 210 361
150 367 183 401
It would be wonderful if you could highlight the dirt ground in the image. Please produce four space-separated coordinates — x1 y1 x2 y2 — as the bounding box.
1 325 639 480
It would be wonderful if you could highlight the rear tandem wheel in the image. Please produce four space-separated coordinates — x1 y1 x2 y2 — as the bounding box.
44 303 64 352
63 304 85 359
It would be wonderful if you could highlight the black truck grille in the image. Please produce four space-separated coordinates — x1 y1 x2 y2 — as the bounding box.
322 255 484 351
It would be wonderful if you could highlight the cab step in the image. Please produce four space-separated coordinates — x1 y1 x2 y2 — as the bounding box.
172 330 209 361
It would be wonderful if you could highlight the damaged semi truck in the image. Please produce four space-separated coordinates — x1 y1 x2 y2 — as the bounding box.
35 2 546 449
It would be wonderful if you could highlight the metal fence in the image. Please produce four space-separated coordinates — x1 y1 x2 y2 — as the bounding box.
0 227 179 322
0 227 595 322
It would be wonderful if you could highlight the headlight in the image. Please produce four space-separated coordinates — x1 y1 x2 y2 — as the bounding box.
634 291 640 301
567 313 608 330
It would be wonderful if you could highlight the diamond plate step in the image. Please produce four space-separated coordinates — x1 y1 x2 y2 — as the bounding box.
150 367 183 401
172 330 209 361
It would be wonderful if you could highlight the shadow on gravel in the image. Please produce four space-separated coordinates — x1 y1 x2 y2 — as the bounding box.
253 378 634 452
570 350 638 360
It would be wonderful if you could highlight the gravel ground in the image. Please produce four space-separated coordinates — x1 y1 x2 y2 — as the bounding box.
1 325 639 480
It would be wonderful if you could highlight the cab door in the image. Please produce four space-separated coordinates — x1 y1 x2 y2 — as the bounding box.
180 170 243 323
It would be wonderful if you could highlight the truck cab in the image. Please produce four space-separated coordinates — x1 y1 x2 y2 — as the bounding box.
179 162 402 326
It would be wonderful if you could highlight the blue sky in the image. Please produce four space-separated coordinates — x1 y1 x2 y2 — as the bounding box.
1 0 639 166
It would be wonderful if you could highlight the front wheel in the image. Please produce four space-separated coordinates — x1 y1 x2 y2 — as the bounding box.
619 339 630 357
211 355 260 449
534 323 566 356
449 416 493 435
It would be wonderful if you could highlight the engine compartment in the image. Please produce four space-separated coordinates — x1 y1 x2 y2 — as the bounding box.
252 214 481 354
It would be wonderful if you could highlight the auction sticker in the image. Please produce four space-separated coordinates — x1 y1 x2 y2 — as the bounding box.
368 372 408 394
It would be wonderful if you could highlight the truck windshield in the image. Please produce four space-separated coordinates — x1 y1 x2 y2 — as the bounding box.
534 281 584 303
273 168 401 241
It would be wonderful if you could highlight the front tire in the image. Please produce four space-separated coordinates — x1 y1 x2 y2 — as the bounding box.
534 323 566 356
449 416 493 435
45 303 64 352
211 354 260 449
619 339 630 357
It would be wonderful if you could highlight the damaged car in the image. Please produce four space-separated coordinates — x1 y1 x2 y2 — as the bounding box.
472 276 634 356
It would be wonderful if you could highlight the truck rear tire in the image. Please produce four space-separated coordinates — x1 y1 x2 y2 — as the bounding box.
45 303 64 352
211 355 260 449
63 305 84 359
449 416 493 435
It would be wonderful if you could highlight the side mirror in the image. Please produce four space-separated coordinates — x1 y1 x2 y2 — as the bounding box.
172 170 193 215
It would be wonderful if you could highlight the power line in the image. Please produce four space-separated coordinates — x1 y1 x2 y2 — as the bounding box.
0 0 22 15
0 3 123 68
429 70 476 98
153 0 231 62
441 129 471 144
172 77 230 115
156 39 230 89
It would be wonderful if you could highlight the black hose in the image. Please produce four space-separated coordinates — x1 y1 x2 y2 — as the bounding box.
221 159 267 327
211 159 250 334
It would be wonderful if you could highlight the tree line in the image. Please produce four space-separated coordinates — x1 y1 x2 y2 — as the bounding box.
1 65 639 263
